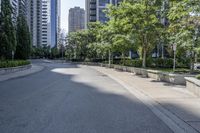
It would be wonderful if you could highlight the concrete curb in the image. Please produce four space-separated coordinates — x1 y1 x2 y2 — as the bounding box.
185 77 200 96
0 65 44 82
92 66 199 133
0 64 32 75
81 62 195 85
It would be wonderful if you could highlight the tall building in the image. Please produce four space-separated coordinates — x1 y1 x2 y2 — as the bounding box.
18 0 27 17
85 0 121 28
68 7 85 33
10 0 19 23
26 0 60 47
27 0 42 46
50 0 60 48
0 0 19 23
41 0 49 46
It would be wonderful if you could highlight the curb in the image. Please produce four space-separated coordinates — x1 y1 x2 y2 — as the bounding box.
0 64 32 75
92 66 199 133
0 65 45 82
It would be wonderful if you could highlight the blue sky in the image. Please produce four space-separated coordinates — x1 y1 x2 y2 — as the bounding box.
61 0 85 33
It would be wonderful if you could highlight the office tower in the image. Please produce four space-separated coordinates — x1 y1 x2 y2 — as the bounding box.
18 0 27 16
50 0 60 48
0 0 19 23
10 0 18 23
85 0 121 28
68 7 85 33
40 0 60 47
27 0 60 47
27 0 42 46
41 0 49 46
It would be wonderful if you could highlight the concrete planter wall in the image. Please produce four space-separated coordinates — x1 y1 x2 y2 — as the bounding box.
0 64 32 75
185 77 200 96
82 62 195 85
146 70 194 85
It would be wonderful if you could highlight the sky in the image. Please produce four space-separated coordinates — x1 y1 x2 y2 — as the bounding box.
61 0 85 33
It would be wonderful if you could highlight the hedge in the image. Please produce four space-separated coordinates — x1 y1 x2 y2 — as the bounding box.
116 58 190 69
196 75 200 80
0 60 31 68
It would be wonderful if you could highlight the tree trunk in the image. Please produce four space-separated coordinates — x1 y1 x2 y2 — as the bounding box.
190 53 195 73
122 52 125 66
142 48 147 68
162 43 164 59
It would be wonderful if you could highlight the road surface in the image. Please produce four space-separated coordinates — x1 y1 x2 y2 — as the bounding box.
0 60 173 133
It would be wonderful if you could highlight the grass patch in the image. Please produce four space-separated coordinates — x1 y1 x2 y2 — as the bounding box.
0 60 31 68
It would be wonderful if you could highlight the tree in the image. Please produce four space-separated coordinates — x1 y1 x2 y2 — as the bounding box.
168 0 200 71
51 47 59 59
15 15 32 59
0 0 17 59
106 1 163 67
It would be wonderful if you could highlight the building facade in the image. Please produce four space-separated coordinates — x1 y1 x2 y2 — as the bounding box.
27 0 42 46
85 0 121 28
68 7 85 33
0 0 19 23
26 0 60 47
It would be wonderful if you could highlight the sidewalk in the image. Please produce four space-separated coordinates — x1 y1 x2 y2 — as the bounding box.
0 64 44 82
90 66 200 133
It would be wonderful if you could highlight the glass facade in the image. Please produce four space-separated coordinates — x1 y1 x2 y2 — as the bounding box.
99 8 108 23
99 0 110 6
51 0 57 47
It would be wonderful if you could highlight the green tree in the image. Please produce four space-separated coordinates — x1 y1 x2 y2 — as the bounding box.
15 15 32 59
168 0 200 71
106 1 162 67
51 47 59 59
0 0 17 59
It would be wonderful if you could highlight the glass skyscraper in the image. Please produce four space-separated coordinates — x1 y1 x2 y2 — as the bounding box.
41 0 60 47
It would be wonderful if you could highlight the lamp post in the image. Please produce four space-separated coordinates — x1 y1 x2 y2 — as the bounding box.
173 43 177 72
12 51 14 61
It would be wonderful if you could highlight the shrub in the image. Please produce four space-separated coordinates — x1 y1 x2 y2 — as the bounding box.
122 59 143 67
176 58 190 68
196 75 200 80
0 60 30 68
147 58 173 68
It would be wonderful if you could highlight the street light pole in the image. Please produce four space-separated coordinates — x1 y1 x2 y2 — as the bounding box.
108 49 111 67
173 43 176 72
12 51 14 61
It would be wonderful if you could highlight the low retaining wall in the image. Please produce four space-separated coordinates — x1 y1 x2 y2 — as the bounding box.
185 77 200 96
82 62 195 85
0 64 32 75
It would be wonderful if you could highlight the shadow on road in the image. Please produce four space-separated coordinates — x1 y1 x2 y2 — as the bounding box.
0 63 199 133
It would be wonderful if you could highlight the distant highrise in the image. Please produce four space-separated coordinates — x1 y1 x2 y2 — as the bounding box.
0 0 60 47
41 0 60 47
18 0 27 16
0 0 19 23
41 0 49 46
85 0 121 28
50 0 60 47
26 0 42 46
26 0 60 47
10 0 19 23
68 7 85 33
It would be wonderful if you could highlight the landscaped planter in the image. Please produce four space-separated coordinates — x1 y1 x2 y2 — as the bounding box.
147 70 194 85
185 77 200 96
81 62 195 85
0 64 32 75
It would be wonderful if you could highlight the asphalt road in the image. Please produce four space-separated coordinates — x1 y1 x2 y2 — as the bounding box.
0 61 173 133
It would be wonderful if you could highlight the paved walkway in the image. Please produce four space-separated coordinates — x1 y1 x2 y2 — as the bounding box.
90 65 200 133
0 64 44 82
